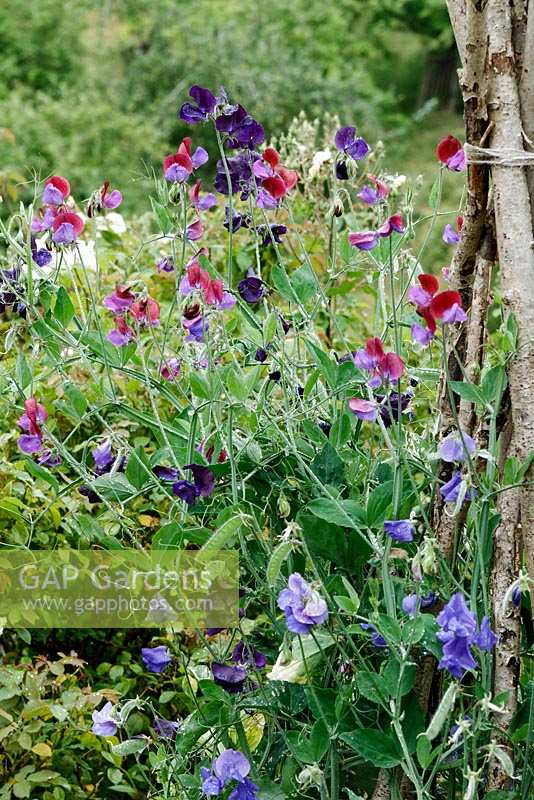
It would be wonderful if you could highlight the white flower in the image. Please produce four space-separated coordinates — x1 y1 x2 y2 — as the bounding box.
96 212 127 235
308 149 332 179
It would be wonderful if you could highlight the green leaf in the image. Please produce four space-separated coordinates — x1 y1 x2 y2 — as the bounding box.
16 351 32 390
306 498 363 529
383 660 416 697
339 729 402 768
93 474 137 502
125 446 152 490
416 734 432 768
64 384 87 416
366 481 393 526
111 738 147 756
23 458 59 494
480 366 507 404
53 287 75 328
150 198 173 234
310 442 345 485
330 413 352 448
189 371 212 400
356 671 388 704
272 264 301 305
305 339 337 388
290 262 316 304
449 380 486 406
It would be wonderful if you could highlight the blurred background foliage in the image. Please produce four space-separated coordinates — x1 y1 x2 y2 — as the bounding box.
0 0 461 215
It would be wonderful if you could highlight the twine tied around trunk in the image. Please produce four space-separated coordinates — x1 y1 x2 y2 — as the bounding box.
464 142 534 166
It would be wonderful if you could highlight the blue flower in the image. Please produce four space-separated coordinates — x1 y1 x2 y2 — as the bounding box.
277 572 328 635
141 645 172 673
436 593 497 679
384 519 414 543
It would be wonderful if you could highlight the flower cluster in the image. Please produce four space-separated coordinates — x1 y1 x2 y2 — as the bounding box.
349 213 405 251
408 273 467 345
353 337 405 388
277 572 328 635
31 175 85 245
437 593 497 679
201 749 259 800
103 284 160 346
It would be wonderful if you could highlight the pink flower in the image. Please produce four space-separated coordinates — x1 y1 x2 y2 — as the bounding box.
163 137 208 183
353 338 405 387
348 231 378 251
186 218 204 241
130 296 160 327
52 211 84 244
101 182 122 209
252 147 298 208
108 314 135 346
103 285 135 313
357 174 389 204
348 397 377 421
18 397 48 454
161 358 181 381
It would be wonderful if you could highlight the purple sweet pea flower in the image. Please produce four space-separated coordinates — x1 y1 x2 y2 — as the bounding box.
154 465 180 481
335 161 349 180
18 434 43 454
473 616 498 651
38 449 62 468
156 256 175 273
437 593 478 678
348 397 377 422
335 126 369 161
238 273 266 304
277 572 328 635
440 471 475 504
401 592 437 617
448 149 466 171
185 463 215 497
31 237 53 267
214 749 251 784
31 207 56 233
441 303 468 324
103 285 135 313
161 358 181 381
92 701 118 737
224 206 251 232
180 85 218 124
348 231 378 251
52 222 76 244
360 623 387 648
172 479 199 505
443 224 460 245
152 717 181 740
439 432 476 463
92 441 114 474
256 188 278 209
141 645 172 673
184 316 208 343
228 779 259 800
103 189 123 209
512 587 521 607
231 640 267 669
384 519 414 543
215 154 254 196
201 768 223 796
212 662 247 693
258 224 287 247
411 323 434 346
376 390 413 427
255 347 268 363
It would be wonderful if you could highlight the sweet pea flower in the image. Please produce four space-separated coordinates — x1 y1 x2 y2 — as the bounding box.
443 216 463 245
42 175 70 206
277 572 328 635
189 179 217 210
30 236 52 267
141 645 172 673
377 214 405 236
215 103 265 150
384 519 414 543
335 126 369 161
411 323 434 347
252 147 298 207
360 623 387 648
436 135 466 171
163 137 208 183
215 153 254 197
52 211 84 244
439 431 476 463
18 397 47 454
107 314 135 346
103 284 135 313
172 463 215 505
348 397 377 422
358 174 389 204
408 273 467 338
186 218 204 241
238 271 267 304
401 592 437 616
179 85 218 124
440 471 476 504
258 223 287 246
161 358 181 381
348 230 378 250
130 296 160 327
231 640 267 669
92 701 119 737
437 593 497 679
92 440 114 475
31 206 56 233
212 663 247 694
156 256 175 273
353 337 405 388
152 718 181 740
201 750 258 799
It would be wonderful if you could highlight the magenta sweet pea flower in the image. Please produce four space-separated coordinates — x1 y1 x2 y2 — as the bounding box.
163 137 208 183
348 230 378 251
107 314 135 346
348 397 377 422
190 179 217 210
103 284 135 313
130 296 160 327
52 211 84 244
436 136 466 172
353 337 405 388
18 397 47 454
377 213 405 236
186 218 204 241
161 358 181 381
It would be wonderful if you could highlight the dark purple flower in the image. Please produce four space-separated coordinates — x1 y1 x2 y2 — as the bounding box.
152 717 181 740
154 465 180 481
335 126 369 161
172 480 199 505
277 572 328 635
238 273 266 304
512 587 521 607
212 662 247 693
360 623 387 648
384 519 413 543
179 85 218 124
79 485 101 504
231 640 267 669
255 347 268 363
268 370 281 382
185 463 215 497
214 154 254 196
156 256 175 273
216 105 265 150
377 391 413 427
141 645 172 673
335 161 349 180
258 224 287 247
224 206 251 232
